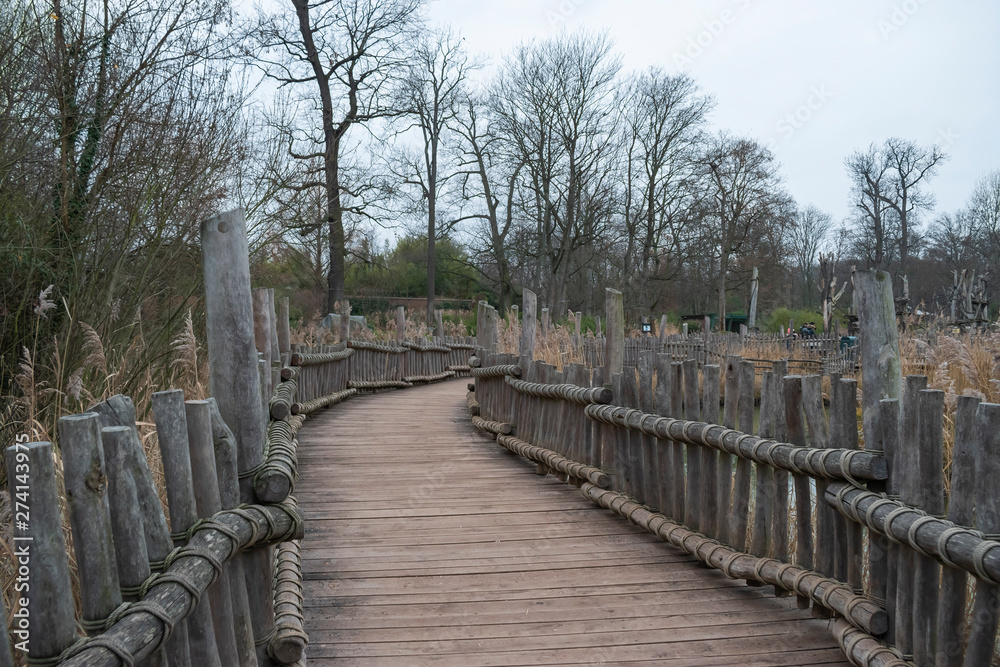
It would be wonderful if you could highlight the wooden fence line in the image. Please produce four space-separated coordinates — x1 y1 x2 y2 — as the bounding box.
468 285 1000 667
2 208 475 666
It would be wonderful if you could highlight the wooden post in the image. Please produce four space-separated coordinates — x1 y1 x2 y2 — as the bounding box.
658 315 668 345
605 288 624 377
750 370 775 559
88 395 193 666
187 400 242 667
277 296 291 354
434 308 444 338
894 374 927 655
252 287 273 406
911 389 945 665
682 322 688 338
396 306 406 343
853 269 902 480
200 208 266 492
933 396 978 665
717 357 739 541
57 414 122 632
340 299 351 342
520 289 537 363
153 390 223 667
4 442 77 662
102 427 168 665
268 288 280 369
964 402 1000 665
748 267 759 330
595 315 601 338
729 360 755 551
574 311 583 349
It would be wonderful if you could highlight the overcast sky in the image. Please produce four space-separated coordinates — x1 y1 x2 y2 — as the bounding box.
425 0 1000 228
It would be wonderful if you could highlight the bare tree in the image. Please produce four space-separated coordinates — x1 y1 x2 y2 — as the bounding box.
619 68 712 311
968 169 1000 255
452 94 522 311
845 143 896 269
789 205 832 308
394 27 472 322
704 135 791 331
252 0 423 312
878 137 946 275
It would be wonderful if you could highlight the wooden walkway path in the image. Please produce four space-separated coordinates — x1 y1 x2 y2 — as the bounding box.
296 380 850 666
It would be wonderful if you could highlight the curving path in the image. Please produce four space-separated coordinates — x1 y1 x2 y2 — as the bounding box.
295 379 850 666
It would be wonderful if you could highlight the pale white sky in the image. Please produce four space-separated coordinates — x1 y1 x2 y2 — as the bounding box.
426 0 1000 228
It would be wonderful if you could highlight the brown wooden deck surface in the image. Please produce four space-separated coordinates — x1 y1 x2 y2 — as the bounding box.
296 379 850 666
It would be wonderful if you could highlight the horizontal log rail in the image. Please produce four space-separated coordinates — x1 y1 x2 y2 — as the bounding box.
585 405 887 483
831 619 911 667
493 434 611 488
290 349 353 366
347 339 407 353
580 483 886 636
826 483 1000 585
291 388 357 416
402 370 456 383
269 379 296 420
470 415 512 435
470 364 522 379
59 503 304 667
446 364 472 372
348 379 412 390
401 341 452 352
504 376 613 405
248 415 305 503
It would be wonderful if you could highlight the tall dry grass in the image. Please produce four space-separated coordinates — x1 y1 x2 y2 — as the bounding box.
1 291 208 645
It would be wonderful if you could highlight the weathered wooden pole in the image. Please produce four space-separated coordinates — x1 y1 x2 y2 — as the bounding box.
4 441 77 662
208 399 258 667
658 315 668 345
340 299 351 342
277 296 291 355
748 266 759 330
153 389 223 667
541 307 550 342
187 400 243 667
267 288 280 368
520 289 537 363
605 288 624 377
935 395 978 666
853 269 902 454
199 208 273 666
434 308 444 338
574 311 583 349
396 305 406 343
57 414 122 633
964 402 1000 666
87 395 193 666
595 315 602 338
102 426 168 667
252 287 274 408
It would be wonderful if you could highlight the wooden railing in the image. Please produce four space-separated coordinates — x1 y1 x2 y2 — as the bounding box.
468 285 1000 667
1 208 473 667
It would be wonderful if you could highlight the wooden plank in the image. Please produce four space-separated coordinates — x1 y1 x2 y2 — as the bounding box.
295 381 848 665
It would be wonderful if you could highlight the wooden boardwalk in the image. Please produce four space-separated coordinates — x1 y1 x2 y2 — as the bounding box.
296 379 850 666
